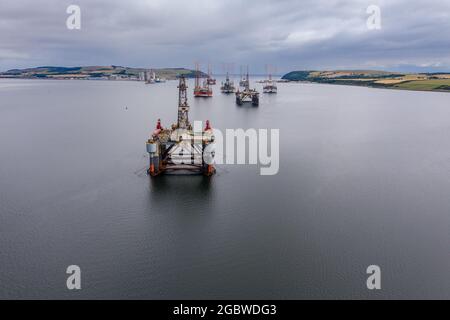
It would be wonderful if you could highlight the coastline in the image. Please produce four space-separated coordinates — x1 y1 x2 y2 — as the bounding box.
2 76 450 93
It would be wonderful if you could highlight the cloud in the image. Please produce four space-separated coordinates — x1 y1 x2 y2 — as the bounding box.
0 49 29 60
0 0 449 72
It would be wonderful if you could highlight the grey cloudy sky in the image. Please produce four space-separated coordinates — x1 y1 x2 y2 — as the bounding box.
1 0 449 73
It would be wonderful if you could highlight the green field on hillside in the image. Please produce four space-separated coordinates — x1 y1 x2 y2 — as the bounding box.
394 79 450 91
282 70 450 92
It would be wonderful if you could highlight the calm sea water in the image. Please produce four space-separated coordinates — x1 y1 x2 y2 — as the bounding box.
0 78 449 299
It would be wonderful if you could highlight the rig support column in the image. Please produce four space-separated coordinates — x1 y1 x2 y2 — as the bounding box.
146 140 160 175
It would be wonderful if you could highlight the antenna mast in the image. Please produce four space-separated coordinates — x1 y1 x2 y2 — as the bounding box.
246 65 250 90
177 76 190 129
195 62 200 89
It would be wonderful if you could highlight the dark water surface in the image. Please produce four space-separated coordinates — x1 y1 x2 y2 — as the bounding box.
0 78 449 299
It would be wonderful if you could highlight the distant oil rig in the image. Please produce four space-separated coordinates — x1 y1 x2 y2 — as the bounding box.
206 64 216 85
142 69 166 84
194 63 213 97
263 65 277 94
221 72 236 94
239 66 249 87
236 67 259 106
146 76 215 176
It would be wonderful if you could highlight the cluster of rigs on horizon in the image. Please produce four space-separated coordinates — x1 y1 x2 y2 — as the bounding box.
145 65 278 177
193 64 278 106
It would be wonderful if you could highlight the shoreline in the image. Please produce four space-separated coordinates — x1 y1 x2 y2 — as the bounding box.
2 76 450 94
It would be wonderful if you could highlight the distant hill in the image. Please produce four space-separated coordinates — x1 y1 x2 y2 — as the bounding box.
281 70 450 92
282 70 403 81
0 66 207 80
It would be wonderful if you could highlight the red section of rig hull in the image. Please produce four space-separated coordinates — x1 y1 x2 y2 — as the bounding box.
194 89 213 97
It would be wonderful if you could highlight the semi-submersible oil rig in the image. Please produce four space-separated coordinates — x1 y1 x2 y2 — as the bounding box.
236 68 259 106
146 77 216 176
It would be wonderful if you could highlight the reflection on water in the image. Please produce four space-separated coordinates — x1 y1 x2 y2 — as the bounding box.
150 174 213 192
149 175 214 208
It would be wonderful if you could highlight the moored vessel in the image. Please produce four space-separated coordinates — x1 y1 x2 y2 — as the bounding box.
236 68 259 106
221 72 236 93
206 64 216 85
239 65 249 87
194 64 213 97
263 65 277 93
